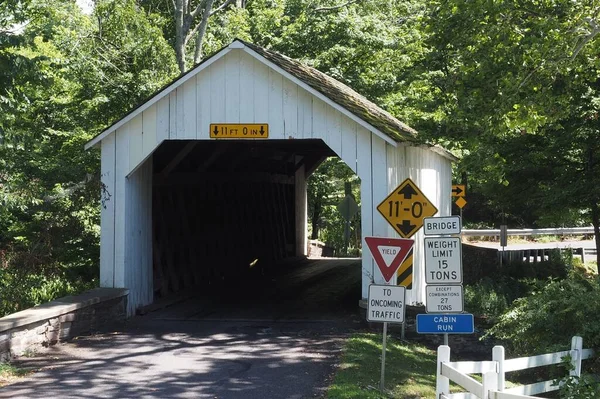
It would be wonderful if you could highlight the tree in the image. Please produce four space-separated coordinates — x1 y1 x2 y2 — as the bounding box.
0 0 177 314
421 0 600 263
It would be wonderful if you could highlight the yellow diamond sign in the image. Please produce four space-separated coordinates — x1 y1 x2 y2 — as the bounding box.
377 178 438 238
455 197 467 209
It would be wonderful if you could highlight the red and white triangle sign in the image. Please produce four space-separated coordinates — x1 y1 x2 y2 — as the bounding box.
364 237 414 283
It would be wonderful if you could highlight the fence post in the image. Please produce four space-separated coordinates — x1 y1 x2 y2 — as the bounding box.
482 368 498 399
492 346 505 391
436 345 450 398
570 336 583 377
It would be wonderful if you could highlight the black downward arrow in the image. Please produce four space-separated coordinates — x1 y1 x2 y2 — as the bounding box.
213 125 219 136
452 186 463 196
396 220 416 237
398 184 418 199
260 126 265 136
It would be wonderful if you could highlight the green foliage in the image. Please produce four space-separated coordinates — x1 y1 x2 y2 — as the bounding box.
558 374 600 399
464 277 535 322
307 158 360 256
0 0 177 317
485 271 600 358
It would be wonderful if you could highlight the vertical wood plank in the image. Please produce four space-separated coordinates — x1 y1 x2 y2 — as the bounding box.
169 91 177 139
100 134 116 288
282 79 298 138
225 50 241 122
295 163 307 255
176 86 184 138
325 105 343 156
340 118 357 173
210 57 226 123
142 105 157 159
128 114 143 174
239 52 255 122
182 78 197 139
114 126 129 289
268 68 284 139
253 59 269 124
371 135 388 285
297 88 312 139
312 97 327 140
156 96 170 144
197 65 211 138
356 126 373 299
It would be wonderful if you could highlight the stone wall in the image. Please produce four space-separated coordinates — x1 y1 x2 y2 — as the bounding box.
0 288 128 361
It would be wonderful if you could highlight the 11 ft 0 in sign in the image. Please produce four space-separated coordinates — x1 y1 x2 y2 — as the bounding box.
377 178 438 238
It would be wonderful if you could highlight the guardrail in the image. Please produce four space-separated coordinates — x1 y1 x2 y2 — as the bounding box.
437 336 594 399
462 227 595 237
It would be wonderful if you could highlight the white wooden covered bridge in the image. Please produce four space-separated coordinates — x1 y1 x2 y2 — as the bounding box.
85 39 455 315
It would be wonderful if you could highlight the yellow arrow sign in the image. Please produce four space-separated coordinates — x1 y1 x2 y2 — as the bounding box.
377 178 438 238
210 123 269 139
452 184 466 197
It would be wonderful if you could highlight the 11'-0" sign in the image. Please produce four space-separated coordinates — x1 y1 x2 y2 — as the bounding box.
377 178 438 238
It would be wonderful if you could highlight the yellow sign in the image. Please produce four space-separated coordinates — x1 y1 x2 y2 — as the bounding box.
377 178 438 238
452 184 466 197
396 249 413 289
455 197 467 209
210 123 268 139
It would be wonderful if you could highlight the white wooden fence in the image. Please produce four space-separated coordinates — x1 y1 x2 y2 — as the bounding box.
437 336 594 399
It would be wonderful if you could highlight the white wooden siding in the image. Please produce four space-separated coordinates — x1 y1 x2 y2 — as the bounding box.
125 157 153 315
98 47 453 312
100 134 116 287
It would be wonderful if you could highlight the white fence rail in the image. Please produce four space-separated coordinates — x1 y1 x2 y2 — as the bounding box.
437 336 594 399
462 227 595 237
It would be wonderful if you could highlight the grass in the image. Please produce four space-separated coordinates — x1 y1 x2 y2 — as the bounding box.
0 362 32 387
327 332 439 398
326 333 523 399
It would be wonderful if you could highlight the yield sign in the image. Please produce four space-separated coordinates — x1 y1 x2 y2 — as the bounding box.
365 237 414 283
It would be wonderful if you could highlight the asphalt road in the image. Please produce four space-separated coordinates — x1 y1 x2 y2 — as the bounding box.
1 258 363 399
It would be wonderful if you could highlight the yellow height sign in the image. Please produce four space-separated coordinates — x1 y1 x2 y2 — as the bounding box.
210 123 268 139
377 178 438 238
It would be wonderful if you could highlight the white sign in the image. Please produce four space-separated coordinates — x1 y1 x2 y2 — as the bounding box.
426 285 463 313
367 285 406 323
425 237 463 284
423 216 461 236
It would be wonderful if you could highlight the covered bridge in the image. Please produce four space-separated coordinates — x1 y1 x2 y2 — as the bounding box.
85 39 455 315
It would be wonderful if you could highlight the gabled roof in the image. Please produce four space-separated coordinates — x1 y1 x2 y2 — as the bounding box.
86 39 454 160
239 40 418 143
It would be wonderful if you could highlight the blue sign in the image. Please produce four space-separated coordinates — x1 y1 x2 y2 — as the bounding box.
416 314 474 334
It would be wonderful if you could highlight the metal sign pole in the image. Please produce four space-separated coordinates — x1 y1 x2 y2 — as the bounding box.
380 321 388 393
444 333 448 346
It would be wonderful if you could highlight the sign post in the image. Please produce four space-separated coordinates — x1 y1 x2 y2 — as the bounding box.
364 237 412 394
420 215 470 345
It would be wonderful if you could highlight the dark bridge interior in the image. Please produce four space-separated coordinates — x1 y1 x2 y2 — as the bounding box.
151 139 336 299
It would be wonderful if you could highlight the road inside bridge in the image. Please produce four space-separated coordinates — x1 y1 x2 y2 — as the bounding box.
1 258 362 399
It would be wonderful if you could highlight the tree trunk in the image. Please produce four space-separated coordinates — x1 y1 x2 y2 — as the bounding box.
592 201 600 266
193 0 215 65
310 202 321 239
174 0 186 73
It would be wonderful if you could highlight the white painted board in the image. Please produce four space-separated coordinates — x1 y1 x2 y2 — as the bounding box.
367 284 406 323
424 237 462 284
426 285 463 313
